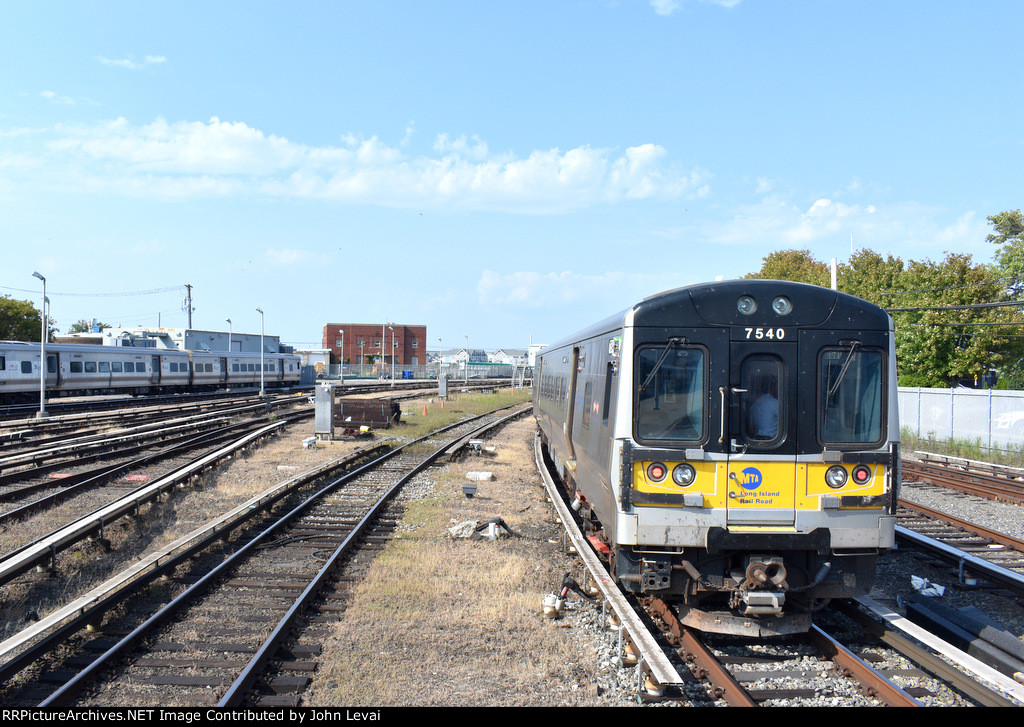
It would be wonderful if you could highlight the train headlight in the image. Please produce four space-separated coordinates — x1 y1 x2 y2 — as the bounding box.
852 465 872 484
737 296 757 315
772 296 793 316
646 462 668 482
825 465 848 489
672 463 696 487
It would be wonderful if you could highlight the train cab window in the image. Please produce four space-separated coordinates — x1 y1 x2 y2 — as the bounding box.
635 345 705 442
21 361 32 374
70 361 83 373
739 356 783 448
819 347 884 445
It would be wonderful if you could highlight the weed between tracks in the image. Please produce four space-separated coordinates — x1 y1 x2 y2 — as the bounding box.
305 415 602 707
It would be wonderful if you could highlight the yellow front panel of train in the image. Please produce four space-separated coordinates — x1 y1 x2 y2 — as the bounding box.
726 461 797 509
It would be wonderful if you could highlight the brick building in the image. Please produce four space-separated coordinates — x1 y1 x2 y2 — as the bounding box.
322 323 427 366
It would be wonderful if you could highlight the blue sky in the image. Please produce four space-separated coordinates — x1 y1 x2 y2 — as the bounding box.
1 1 1022 351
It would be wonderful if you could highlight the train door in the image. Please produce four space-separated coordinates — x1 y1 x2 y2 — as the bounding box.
565 346 582 461
724 337 799 526
150 355 161 384
219 357 228 382
45 353 59 388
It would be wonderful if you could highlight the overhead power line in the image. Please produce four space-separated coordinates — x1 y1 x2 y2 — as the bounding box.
887 300 1024 313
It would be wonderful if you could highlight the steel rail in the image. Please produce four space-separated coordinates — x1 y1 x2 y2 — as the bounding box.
218 404 533 707
807 624 921 706
0 416 276 525
646 599 755 706
0 413 308 586
899 499 1024 553
0 442 387 685
39 404 530 707
533 434 688 694
835 600 1019 708
895 523 1024 595
853 596 1024 706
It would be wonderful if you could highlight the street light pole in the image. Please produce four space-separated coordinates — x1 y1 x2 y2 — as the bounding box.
256 307 265 396
31 272 46 419
464 334 469 383
226 318 232 352
340 329 344 385
388 325 394 389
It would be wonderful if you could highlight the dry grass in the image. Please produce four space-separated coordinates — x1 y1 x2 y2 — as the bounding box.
305 416 604 707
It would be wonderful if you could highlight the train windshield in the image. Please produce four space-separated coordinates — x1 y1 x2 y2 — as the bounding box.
819 347 884 444
635 345 705 442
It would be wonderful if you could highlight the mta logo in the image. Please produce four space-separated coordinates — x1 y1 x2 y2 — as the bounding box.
739 467 763 491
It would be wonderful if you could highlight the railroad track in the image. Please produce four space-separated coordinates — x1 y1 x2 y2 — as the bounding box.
10 404 530 707
902 456 1024 505
534 435 1024 706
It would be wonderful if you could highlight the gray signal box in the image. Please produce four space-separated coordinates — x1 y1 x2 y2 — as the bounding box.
314 384 335 440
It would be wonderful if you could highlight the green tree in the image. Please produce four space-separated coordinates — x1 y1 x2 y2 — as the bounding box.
0 295 46 342
881 253 1018 387
836 249 905 307
745 249 831 286
67 319 109 334
987 209 1024 277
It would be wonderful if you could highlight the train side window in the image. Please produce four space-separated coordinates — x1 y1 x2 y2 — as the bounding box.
47 356 57 374
99 362 110 373
21 361 32 374
581 381 593 429
85 362 96 373
70 361 83 373
232 363 240 372
635 345 706 443
819 348 884 445
137 362 146 372
602 362 614 425
169 363 178 372
111 362 123 373
124 362 135 372
0 356 4 370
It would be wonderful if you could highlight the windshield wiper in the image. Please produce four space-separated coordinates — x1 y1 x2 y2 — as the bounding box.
640 337 687 392
827 340 861 398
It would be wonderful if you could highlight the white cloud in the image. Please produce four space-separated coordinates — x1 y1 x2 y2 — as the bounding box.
476 269 684 309
97 55 167 70
265 248 326 266
651 0 741 15
651 0 682 15
40 90 98 107
14 117 706 212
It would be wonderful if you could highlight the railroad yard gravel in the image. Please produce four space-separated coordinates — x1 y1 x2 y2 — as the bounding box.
5 401 1024 708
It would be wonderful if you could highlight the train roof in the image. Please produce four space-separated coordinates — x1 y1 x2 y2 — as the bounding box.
539 279 892 353
0 341 298 357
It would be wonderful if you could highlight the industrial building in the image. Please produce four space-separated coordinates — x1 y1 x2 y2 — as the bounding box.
322 323 427 367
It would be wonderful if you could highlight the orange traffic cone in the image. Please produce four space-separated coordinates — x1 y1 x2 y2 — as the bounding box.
423 402 428 416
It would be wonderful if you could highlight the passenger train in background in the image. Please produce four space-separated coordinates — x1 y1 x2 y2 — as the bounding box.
0 341 302 403
534 280 899 636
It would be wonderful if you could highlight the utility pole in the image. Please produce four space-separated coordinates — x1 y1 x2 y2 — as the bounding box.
184 284 194 328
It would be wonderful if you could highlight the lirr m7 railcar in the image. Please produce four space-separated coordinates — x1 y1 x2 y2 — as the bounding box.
534 280 899 636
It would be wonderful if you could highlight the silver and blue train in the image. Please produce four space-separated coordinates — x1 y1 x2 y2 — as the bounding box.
534 280 899 635
0 341 301 403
